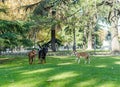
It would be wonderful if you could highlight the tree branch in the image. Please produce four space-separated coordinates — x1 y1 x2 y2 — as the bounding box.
0 8 7 13
19 1 41 11
63 8 81 20
97 0 113 7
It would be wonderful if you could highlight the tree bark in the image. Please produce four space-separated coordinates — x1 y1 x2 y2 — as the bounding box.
111 25 120 54
87 25 93 50
51 25 56 52
110 9 120 54
73 28 76 51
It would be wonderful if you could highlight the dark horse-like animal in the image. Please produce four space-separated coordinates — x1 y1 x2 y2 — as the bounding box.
38 44 48 64
28 49 36 64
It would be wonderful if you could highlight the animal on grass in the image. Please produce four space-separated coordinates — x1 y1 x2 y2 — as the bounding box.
73 50 90 64
38 44 48 64
28 49 36 64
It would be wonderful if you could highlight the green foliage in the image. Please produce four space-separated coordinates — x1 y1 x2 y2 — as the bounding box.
0 20 34 50
1 0 118 51
64 26 72 35
20 39 33 47
0 8 6 13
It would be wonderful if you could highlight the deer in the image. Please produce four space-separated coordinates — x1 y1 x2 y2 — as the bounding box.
73 51 90 64
28 49 36 64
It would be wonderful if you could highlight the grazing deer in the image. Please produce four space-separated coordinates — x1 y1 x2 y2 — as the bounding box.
73 51 90 64
28 49 36 64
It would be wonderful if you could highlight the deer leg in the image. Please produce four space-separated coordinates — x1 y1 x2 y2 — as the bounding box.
75 57 79 63
38 57 41 64
75 58 78 62
88 58 90 64
84 60 87 64
30 57 33 64
43 56 46 63
31 57 33 64
29 57 31 64
33 57 35 64
42 57 45 64
78 58 80 64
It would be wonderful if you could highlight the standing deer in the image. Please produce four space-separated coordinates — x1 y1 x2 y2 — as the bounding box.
38 44 48 64
73 51 90 64
28 49 36 64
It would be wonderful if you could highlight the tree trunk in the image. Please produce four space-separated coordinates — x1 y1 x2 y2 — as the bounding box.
83 28 87 49
111 25 120 54
110 9 120 54
73 28 76 51
51 25 56 52
0 46 1 55
33 28 37 48
87 27 93 50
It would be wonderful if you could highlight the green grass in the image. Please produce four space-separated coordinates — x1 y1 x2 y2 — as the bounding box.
0 55 120 87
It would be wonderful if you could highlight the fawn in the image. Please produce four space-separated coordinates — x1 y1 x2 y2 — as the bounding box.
28 49 36 64
73 51 90 64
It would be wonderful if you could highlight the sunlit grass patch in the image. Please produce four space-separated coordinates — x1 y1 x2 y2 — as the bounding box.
4 78 41 87
98 82 116 87
49 71 79 81
114 61 120 64
22 68 53 74
73 79 96 87
57 62 73 65
95 65 107 68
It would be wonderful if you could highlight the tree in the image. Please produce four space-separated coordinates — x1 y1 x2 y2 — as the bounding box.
97 0 120 54
21 0 78 51
0 20 34 52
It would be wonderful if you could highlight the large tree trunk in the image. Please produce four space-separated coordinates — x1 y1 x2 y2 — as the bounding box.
51 25 56 52
111 25 120 54
110 9 120 54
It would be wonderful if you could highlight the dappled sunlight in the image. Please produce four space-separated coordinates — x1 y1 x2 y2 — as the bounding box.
0 58 9 60
49 71 79 81
73 79 96 87
0 65 10 68
48 80 70 87
114 61 120 64
95 65 107 68
1 55 120 87
5 83 36 87
112 57 120 60
98 82 116 87
99 57 107 59
57 62 73 65
7 66 22 71
99 56 120 60
4 78 40 87
0 64 17 69
22 68 53 74
50 56 70 59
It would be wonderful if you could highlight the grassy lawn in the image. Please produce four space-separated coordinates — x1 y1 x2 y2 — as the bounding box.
0 55 120 87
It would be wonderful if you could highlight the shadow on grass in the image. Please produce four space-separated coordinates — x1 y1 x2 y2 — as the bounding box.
0 55 120 87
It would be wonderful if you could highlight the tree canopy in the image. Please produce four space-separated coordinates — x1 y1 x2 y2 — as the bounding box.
0 0 120 53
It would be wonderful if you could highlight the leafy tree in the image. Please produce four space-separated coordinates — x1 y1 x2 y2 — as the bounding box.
97 0 120 54
0 20 34 52
21 0 71 51
1 0 119 54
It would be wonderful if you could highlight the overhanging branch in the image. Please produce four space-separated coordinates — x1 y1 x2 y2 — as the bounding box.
97 0 113 7
19 1 41 11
